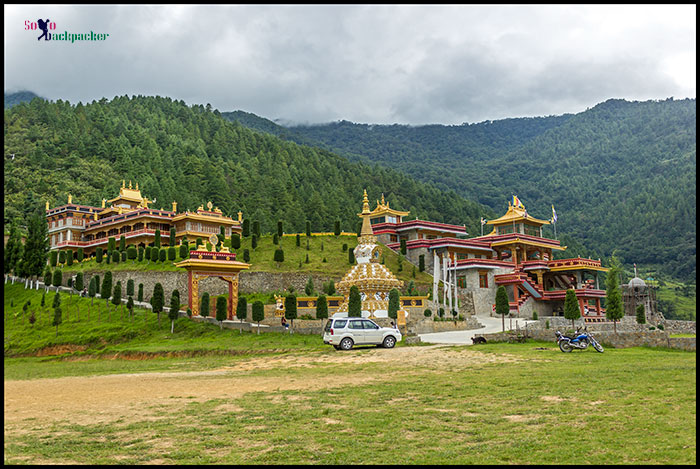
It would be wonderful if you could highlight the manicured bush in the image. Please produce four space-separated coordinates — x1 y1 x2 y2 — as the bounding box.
169 227 176 246
564 289 580 330
154 229 161 248
200 292 210 318
96 247 103 263
59 250 66 265
77 247 84 262
52 269 62 287
273 234 279 245
101 272 113 304
138 283 143 302
218 296 229 329
419 254 425 272
112 250 120 263
121 251 127 262
127 279 134 297
305 221 311 237
252 221 260 238
274 248 284 263
388 288 400 320
334 220 341 236
168 246 176 261
348 286 362 317
75 272 84 292
242 219 250 238
424 308 432 317
236 297 247 325
179 243 188 259
277 221 283 238
636 304 646 324
127 246 137 262
252 235 258 250
305 277 315 295
243 249 250 263
400 239 407 255
296 234 300 247
152 282 164 324
108 237 116 252
159 248 167 262
151 247 159 262
348 248 355 264
231 233 241 250
43 267 52 286
50 251 57 267
316 295 328 319
119 235 126 252
138 246 144 262
252 301 265 333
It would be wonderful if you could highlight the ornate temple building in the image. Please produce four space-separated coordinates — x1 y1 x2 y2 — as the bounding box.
46 181 242 255
378 195 608 320
622 264 662 325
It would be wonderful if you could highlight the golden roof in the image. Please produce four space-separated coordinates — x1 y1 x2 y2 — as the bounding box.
486 202 550 226
368 193 410 218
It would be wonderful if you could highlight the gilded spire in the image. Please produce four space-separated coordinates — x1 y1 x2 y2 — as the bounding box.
359 189 375 241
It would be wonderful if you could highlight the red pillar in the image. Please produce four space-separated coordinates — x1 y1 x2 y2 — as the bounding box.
187 270 193 312
228 279 234 320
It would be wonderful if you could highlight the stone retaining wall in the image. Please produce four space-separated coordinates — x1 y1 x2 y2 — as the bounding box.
476 328 695 351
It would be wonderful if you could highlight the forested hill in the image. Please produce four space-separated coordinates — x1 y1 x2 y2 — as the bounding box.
3 95 486 238
233 99 694 281
4 91 43 109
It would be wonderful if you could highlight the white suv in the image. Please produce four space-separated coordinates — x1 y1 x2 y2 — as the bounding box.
323 317 402 350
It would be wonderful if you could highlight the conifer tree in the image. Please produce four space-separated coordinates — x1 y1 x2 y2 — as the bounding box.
348 248 355 265
127 295 134 321
88 276 97 305
252 300 264 334
179 241 189 259
112 281 122 315
252 220 260 238
96 247 103 263
495 285 509 332
200 292 210 318
277 220 283 238
274 248 284 265
101 271 113 305
217 296 229 330
108 237 116 252
400 239 407 255
168 246 176 261
235 297 247 332
50 250 58 267
419 254 425 272
52 269 62 287
127 245 137 263
316 294 328 319
75 272 84 292
231 233 241 250
152 282 164 325
170 227 176 246
59 250 66 265
151 247 159 262
636 304 646 324
305 276 315 295
296 233 301 247
138 246 145 261
119 235 126 252
127 279 134 297
138 283 144 302
388 288 400 320
112 250 120 263
348 286 362 318
334 220 341 236
242 219 250 238
154 229 161 248
605 254 624 333
4 224 23 275
243 249 250 263
564 289 580 331
284 293 297 332
159 248 167 262
306 220 311 237
77 247 84 262
252 235 258 250
169 290 180 333
43 267 52 287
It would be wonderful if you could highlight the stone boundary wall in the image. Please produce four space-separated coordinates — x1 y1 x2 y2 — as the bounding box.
476 329 695 351
527 316 695 335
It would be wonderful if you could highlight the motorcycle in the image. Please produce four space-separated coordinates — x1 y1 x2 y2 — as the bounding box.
555 326 604 353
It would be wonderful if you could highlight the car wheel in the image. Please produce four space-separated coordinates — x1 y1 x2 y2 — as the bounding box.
339 337 354 350
382 335 396 349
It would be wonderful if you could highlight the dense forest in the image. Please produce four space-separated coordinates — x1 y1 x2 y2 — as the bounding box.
3 95 487 240
225 99 696 282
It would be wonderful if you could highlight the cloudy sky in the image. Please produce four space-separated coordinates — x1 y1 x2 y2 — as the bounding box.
4 4 696 125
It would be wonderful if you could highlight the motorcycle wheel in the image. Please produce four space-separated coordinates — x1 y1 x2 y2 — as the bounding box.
559 341 573 353
593 341 604 353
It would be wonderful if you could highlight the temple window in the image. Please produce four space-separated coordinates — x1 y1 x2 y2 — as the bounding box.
479 272 489 288
386 216 397 224
458 276 466 288
370 216 385 225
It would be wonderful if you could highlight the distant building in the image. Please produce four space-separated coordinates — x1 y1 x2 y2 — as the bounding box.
46 180 242 255
622 264 662 324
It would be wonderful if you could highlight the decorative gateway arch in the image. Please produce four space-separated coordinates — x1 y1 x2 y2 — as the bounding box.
175 235 250 319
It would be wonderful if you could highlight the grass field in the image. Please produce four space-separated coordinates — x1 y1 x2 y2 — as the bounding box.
4 284 696 465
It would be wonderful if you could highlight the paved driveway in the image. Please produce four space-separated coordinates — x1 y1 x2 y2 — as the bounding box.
418 315 538 345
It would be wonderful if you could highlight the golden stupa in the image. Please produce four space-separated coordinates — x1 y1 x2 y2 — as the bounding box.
335 190 404 317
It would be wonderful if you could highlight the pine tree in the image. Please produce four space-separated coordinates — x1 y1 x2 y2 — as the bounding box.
50 251 58 267
306 220 311 237
348 248 355 265
154 229 161 248
495 285 509 332
348 286 362 318
252 220 260 238
59 250 66 265
119 235 126 252
179 242 189 259
108 237 116 252
168 246 176 261
235 297 247 332
52 269 62 287
43 267 52 286
388 288 400 320
274 248 284 265
3 223 23 275
605 254 624 333
218 296 229 330
126 279 134 297
296 234 301 247
636 304 646 324
316 294 328 319
152 282 164 325
242 219 250 238
284 293 297 331
564 289 580 331
77 247 84 262
231 233 241 250
334 220 341 236
96 247 103 263
169 290 180 333
252 301 265 334
169 227 176 246
243 249 250 263
277 220 283 238
127 245 137 263
305 276 315 295
400 239 407 255
252 235 258 250
200 292 210 318
101 271 113 305
112 281 122 315
138 283 144 302
75 272 84 292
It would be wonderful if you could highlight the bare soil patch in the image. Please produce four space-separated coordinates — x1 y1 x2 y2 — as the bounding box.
4 345 522 431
